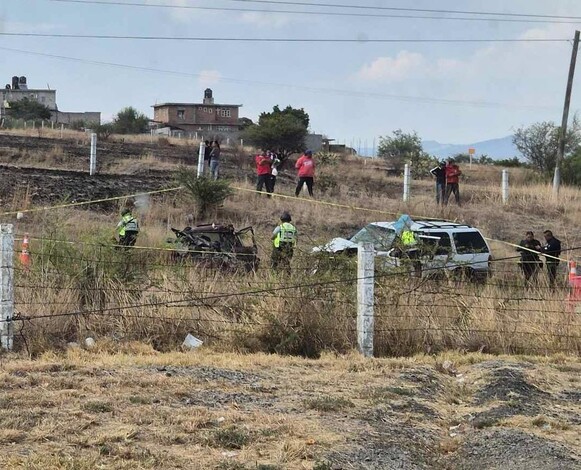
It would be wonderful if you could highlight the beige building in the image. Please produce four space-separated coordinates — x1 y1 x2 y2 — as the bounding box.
1 75 100 125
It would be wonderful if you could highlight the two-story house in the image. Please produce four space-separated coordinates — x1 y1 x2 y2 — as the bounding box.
152 89 242 139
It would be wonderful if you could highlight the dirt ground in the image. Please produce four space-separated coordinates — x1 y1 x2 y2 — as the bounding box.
0 349 579 469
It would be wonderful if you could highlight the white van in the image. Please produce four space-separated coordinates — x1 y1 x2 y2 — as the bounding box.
313 220 492 280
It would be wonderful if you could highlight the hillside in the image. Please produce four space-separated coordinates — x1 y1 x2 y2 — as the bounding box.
0 128 579 469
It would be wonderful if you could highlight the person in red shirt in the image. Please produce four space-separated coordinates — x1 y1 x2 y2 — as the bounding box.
255 150 273 196
444 158 462 206
295 150 315 197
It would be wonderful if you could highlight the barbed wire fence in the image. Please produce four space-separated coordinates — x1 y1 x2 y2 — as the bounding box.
1 226 580 358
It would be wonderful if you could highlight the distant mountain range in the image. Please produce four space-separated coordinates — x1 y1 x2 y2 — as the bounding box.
356 135 522 160
422 136 522 160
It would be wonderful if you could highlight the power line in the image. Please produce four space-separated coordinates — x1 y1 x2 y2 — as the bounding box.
0 46 558 111
0 32 570 43
42 0 581 25
192 0 581 20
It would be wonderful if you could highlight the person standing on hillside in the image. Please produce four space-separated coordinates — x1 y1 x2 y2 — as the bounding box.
271 211 297 272
267 150 281 194
295 150 315 197
517 231 543 282
255 150 273 196
430 161 447 205
203 140 212 174
117 207 139 247
209 141 221 180
444 158 462 206
541 230 562 288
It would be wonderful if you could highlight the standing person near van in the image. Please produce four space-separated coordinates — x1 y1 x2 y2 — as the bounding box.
295 150 315 197
203 140 212 173
541 230 562 288
117 207 139 247
517 231 543 282
444 158 462 206
430 161 446 205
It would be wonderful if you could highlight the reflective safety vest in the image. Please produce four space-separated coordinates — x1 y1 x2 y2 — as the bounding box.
401 230 416 246
118 214 139 236
274 222 297 248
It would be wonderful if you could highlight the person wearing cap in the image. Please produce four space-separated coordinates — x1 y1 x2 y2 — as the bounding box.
117 207 139 247
430 160 447 205
444 158 462 206
295 150 315 197
271 211 297 272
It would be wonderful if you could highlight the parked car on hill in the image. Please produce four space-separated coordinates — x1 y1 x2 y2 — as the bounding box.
313 218 492 280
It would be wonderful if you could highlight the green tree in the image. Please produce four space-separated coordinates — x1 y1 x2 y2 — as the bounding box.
111 107 149 134
378 130 434 175
238 117 253 131
513 118 581 174
8 98 51 120
242 106 309 161
262 105 310 129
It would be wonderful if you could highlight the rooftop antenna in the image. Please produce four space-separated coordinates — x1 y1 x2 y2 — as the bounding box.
47 83 51 90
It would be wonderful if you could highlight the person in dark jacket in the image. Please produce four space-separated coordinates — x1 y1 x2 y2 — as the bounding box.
541 230 562 288
209 141 221 180
516 231 542 282
430 161 446 205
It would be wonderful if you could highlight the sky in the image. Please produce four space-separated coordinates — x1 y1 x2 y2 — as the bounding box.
2 0 581 145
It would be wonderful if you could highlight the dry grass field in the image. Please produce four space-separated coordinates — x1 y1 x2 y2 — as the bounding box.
0 128 580 469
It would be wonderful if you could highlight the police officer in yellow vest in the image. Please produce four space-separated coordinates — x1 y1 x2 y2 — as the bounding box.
117 208 139 247
400 228 422 277
271 211 297 271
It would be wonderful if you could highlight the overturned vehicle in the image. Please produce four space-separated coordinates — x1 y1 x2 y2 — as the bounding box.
168 223 259 271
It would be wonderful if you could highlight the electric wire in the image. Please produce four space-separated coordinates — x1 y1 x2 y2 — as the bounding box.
42 0 581 25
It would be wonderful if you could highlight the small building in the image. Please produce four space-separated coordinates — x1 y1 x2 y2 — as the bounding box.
0 75 100 125
1 76 57 116
152 89 242 140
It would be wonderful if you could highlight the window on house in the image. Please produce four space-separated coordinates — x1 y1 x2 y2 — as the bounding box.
203 107 207 112
208 108 213 113
218 109 231 117
177 109 185 120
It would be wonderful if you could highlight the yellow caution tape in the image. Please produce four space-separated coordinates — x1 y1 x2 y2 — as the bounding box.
0 186 183 217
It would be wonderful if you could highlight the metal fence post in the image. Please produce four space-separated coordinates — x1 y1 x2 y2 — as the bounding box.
197 141 206 177
403 163 411 202
357 242 375 358
0 224 14 351
90 133 97 176
502 169 509 204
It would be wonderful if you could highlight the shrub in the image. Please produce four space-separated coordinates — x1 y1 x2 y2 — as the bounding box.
315 152 341 166
177 168 234 217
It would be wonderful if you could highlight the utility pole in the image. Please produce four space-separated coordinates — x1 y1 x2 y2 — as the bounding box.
554 30 580 195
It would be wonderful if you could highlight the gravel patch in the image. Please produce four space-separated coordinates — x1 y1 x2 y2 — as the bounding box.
446 429 581 470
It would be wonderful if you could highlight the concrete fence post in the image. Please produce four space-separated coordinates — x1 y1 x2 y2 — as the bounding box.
0 224 14 351
403 163 411 202
197 141 206 178
89 133 97 176
357 242 375 358
60 123 64 138
502 169 509 204
240 139 244 147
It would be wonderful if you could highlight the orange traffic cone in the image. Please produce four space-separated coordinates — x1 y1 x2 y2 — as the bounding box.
19 233 31 268
570 260 578 281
